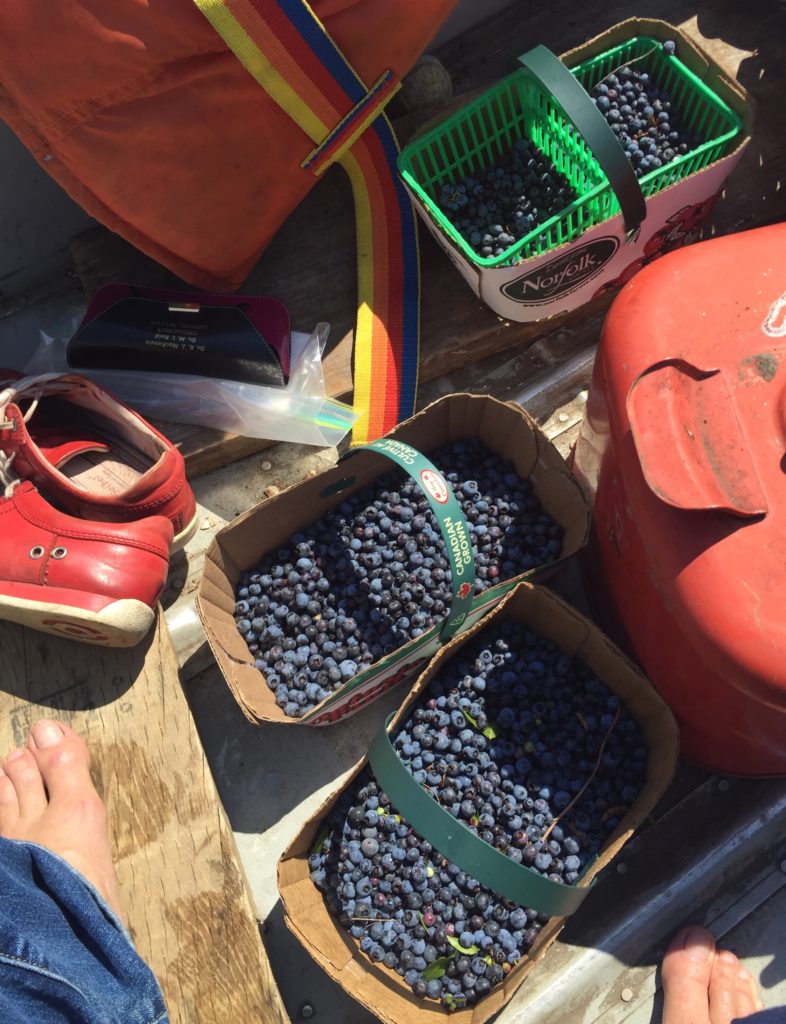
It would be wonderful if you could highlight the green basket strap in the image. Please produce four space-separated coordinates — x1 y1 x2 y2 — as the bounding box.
517 44 647 234
342 440 475 642
368 714 596 917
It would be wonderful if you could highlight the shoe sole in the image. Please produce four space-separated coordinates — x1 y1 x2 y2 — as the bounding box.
172 509 200 553
0 587 154 647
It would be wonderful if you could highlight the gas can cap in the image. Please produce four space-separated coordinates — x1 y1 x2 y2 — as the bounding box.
627 359 768 517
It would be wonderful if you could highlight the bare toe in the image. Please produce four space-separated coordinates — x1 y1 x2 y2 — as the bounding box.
662 926 716 1024
28 721 94 799
2 748 47 819
735 964 764 1017
709 950 746 1024
25 720 123 921
0 768 20 831
27 720 107 842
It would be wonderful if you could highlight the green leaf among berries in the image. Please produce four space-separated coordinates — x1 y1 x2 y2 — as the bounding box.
447 935 479 955
422 956 454 981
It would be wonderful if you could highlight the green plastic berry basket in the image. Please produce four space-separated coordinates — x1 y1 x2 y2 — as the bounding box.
398 36 742 269
399 69 610 268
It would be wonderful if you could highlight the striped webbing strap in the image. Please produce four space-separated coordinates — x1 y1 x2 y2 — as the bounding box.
191 0 420 443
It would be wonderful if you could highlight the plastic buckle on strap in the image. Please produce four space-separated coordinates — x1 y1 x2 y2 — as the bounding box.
301 70 401 176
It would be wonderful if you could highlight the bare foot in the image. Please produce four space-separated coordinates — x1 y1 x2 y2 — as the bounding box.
0 719 125 922
662 926 764 1024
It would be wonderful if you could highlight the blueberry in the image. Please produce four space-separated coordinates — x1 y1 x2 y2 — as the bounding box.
426 979 443 1000
339 659 358 679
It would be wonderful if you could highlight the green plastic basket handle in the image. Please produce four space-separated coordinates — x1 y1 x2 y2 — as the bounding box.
368 714 597 916
518 44 647 235
341 439 475 642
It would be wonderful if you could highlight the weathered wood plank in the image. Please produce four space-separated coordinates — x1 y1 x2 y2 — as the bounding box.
70 0 786 477
0 613 290 1024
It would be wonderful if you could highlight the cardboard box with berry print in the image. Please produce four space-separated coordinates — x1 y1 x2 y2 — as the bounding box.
197 394 590 727
398 18 752 322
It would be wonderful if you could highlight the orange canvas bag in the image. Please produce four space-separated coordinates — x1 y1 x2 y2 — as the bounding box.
0 0 453 291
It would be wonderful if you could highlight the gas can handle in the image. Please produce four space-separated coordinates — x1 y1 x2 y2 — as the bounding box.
517 45 647 236
627 360 768 517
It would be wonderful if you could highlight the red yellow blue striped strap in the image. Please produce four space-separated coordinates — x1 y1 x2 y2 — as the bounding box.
191 0 421 443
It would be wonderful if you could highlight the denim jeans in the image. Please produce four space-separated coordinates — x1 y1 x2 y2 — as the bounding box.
0 836 168 1024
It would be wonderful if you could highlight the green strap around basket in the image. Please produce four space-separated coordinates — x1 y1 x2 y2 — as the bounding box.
342 440 475 642
517 44 647 235
368 714 596 917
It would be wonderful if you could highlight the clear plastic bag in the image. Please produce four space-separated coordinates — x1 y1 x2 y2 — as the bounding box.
26 320 356 447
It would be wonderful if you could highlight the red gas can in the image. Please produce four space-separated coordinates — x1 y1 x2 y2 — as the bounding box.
572 222 786 776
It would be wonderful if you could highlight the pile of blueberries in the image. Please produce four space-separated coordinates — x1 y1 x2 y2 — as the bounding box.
436 138 577 260
588 41 700 178
311 620 647 1009
233 438 564 718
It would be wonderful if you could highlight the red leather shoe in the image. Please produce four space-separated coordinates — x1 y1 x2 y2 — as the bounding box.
0 372 198 551
0 465 172 647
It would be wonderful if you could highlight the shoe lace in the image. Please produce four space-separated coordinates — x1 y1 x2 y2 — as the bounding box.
0 450 20 498
0 374 77 431
0 374 79 497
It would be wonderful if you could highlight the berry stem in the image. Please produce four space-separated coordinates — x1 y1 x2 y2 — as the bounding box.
349 916 397 923
593 43 661 92
541 706 622 845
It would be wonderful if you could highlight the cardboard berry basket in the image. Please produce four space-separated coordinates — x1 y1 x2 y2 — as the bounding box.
197 393 590 726
278 582 679 1024
398 17 752 322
